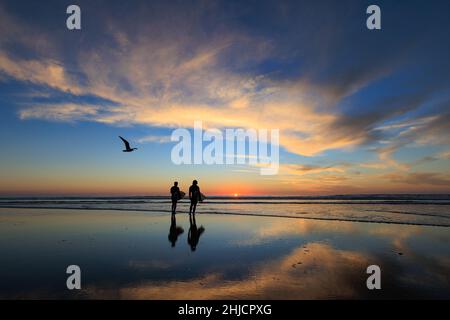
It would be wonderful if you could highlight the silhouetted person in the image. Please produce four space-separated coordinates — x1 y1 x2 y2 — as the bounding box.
170 181 181 214
168 213 184 247
187 213 205 251
189 180 201 215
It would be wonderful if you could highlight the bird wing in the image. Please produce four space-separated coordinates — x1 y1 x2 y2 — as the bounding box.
119 136 131 149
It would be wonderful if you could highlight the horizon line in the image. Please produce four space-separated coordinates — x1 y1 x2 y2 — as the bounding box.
1 193 450 199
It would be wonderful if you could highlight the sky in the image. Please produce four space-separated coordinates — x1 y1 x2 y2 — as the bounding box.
1 0 450 196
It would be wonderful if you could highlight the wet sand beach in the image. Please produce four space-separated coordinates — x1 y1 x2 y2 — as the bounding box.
0 207 449 299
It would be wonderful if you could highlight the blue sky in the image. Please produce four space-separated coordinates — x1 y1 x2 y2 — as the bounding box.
0 0 450 195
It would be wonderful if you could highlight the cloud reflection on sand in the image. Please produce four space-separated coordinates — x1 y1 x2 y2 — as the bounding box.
1 208 449 299
84 243 371 299
83 218 450 299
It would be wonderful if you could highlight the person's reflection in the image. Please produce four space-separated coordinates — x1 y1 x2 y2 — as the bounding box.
168 213 184 247
188 213 205 251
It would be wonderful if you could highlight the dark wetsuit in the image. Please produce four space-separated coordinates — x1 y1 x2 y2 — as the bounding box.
189 185 200 203
189 184 200 215
170 186 180 214
170 186 180 202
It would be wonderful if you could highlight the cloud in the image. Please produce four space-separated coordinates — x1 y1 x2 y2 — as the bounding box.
19 103 100 122
1 1 450 168
283 163 350 175
410 156 438 167
368 114 450 170
0 5 369 157
384 172 450 187
438 150 450 159
137 135 172 144
0 52 81 95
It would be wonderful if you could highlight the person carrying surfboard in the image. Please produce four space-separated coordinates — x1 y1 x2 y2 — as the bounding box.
189 180 201 215
170 181 181 214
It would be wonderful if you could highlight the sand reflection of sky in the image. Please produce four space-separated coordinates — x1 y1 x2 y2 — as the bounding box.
0 208 449 299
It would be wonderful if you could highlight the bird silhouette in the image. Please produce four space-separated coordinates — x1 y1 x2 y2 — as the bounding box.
119 136 138 152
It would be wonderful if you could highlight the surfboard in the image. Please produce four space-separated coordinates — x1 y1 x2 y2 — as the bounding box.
199 193 206 202
178 191 186 199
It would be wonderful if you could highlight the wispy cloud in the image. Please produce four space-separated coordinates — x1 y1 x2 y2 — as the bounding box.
384 172 450 187
19 103 100 122
137 135 172 144
0 4 393 158
283 163 350 175
1 1 450 194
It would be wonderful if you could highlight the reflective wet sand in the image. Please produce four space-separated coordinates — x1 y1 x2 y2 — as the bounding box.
0 208 449 299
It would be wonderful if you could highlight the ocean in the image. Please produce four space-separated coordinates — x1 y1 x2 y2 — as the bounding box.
1 195 450 227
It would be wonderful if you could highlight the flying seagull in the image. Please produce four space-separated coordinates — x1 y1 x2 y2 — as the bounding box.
119 136 138 152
